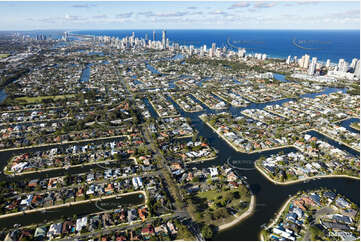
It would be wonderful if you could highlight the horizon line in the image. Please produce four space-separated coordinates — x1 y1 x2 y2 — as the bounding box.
1 28 360 32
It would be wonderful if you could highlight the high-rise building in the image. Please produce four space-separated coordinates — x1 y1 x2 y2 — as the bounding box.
162 30 166 49
203 44 207 53
338 59 345 70
308 57 317 75
351 58 358 69
209 43 216 57
145 34 148 41
216 49 221 58
354 60 360 78
63 32 69 41
286 56 291 64
238 48 246 58
153 30 155 41
338 59 349 73
326 59 331 68
342 61 349 72
299 56 305 67
189 45 194 55
200 48 204 57
303 54 310 69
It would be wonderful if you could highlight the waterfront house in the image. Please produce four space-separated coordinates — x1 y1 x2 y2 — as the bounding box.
47 223 62 239
141 224 155 238
34 227 47 240
76 217 88 232
336 197 350 209
154 224 168 236
166 221 177 235
62 221 75 235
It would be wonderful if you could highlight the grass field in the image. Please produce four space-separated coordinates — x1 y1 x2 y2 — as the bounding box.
191 186 251 226
350 122 360 131
0 54 10 58
13 94 76 104
198 187 250 207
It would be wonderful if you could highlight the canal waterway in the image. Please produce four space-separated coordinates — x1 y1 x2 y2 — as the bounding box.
0 72 359 239
143 78 359 240
0 193 144 229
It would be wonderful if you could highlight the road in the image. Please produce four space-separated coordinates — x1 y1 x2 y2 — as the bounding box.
112 63 205 240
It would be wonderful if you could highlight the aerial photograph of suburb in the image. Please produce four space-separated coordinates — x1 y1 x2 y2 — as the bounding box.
0 0 359 241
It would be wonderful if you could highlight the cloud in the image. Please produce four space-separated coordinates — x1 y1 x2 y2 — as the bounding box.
138 11 190 18
71 3 93 8
138 11 153 17
228 2 250 9
116 12 134 18
337 9 360 17
38 17 57 24
296 1 319 5
284 3 295 7
191 11 203 15
64 14 86 21
208 10 228 15
254 2 277 8
157 12 188 17
93 14 108 19
187 6 197 10
326 9 360 21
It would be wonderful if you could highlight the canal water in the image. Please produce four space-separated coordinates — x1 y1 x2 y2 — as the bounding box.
0 72 359 239
0 90 7 104
79 64 92 82
145 83 359 241
0 136 127 182
336 117 360 134
0 193 144 229
146 63 162 75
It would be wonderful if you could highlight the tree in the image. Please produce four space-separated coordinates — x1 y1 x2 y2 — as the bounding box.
224 192 233 204
201 224 214 240
233 191 240 199
309 225 323 240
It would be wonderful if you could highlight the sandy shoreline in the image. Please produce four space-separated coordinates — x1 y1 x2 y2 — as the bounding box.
259 195 297 240
218 195 256 231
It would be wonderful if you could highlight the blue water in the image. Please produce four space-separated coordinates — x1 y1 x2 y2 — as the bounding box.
73 29 360 63
146 63 161 74
0 89 7 103
336 118 360 134
79 64 91 82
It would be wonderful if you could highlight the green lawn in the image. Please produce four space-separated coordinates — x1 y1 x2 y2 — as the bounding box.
189 185 251 226
350 122 360 131
198 186 249 207
0 54 10 58
13 94 76 104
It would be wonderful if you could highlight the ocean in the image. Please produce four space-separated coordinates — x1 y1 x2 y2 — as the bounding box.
73 29 360 63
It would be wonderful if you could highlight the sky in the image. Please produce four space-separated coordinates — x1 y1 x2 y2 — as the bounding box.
0 1 359 30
